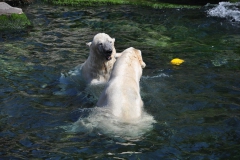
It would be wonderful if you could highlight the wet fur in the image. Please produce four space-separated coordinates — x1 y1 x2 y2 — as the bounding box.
81 33 118 85
97 47 146 122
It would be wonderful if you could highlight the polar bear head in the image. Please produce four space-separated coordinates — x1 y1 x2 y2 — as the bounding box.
87 33 116 61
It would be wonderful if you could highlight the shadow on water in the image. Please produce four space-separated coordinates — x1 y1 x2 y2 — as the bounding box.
0 2 240 159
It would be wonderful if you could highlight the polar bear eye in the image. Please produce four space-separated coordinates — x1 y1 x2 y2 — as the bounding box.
99 43 103 46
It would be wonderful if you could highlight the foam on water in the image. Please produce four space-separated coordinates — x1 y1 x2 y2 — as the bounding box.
54 64 107 101
54 64 87 96
64 107 156 139
142 73 170 79
207 2 240 22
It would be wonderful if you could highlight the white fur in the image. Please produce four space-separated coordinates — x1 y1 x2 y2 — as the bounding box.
81 33 118 85
97 47 146 122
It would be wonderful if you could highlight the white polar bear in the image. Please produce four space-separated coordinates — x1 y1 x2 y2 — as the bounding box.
97 47 146 122
55 33 120 96
81 33 121 85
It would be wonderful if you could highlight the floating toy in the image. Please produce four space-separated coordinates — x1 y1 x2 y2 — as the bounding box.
170 58 184 65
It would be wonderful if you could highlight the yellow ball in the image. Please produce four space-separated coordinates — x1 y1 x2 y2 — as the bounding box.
170 58 184 65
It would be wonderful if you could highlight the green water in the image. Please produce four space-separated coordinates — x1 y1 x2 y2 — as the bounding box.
0 2 240 159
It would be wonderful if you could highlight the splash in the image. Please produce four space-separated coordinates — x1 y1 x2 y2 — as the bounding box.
64 107 156 139
207 2 240 22
57 64 156 139
54 64 87 96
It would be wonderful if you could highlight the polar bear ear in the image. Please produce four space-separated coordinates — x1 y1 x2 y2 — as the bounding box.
112 38 115 42
135 49 146 68
86 42 92 47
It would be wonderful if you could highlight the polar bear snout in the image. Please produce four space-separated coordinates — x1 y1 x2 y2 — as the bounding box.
103 43 113 60
102 48 112 60
104 47 112 56
105 48 112 55
103 43 113 53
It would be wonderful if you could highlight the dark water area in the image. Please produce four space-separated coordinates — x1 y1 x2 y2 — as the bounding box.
0 2 240 159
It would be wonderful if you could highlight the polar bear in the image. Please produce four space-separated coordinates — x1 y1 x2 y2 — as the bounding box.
55 33 120 96
97 47 146 122
81 33 121 85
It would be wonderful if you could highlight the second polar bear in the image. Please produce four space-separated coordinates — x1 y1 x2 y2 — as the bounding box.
81 33 121 85
56 33 119 96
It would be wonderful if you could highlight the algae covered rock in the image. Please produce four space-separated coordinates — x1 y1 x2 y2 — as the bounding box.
0 2 31 31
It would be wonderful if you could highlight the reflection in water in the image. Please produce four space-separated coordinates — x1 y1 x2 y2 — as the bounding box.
0 2 240 159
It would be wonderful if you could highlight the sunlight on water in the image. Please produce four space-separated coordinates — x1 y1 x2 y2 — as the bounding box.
207 2 240 22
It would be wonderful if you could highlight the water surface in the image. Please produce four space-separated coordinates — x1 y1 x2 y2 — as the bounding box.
0 2 240 159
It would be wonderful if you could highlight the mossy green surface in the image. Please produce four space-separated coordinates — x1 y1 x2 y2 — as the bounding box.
229 0 240 2
44 0 200 9
0 13 31 31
